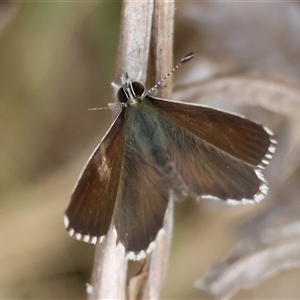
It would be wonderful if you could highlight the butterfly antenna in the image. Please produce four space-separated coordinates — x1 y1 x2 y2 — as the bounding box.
144 51 194 97
88 107 110 111
88 102 126 111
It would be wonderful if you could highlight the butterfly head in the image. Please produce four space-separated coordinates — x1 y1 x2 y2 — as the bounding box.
117 73 145 107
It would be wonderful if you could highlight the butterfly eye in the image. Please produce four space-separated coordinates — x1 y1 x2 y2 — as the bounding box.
117 87 127 103
132 82 145 96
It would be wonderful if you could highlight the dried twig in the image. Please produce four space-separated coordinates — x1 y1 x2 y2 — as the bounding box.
140 1 175 299
88 1 154 299
173 74 300 116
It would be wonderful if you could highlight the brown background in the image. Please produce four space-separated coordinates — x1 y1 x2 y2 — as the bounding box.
1 2 300 299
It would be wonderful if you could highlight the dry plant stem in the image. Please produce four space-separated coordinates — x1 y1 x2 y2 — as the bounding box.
89 229 127 299
173 74 300 116
115 1 154 83
141 1 175 299
142 200 174 299
88 1 154 299
151 0 175 97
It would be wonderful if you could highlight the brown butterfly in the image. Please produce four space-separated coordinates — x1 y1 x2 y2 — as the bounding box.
64 53 277 260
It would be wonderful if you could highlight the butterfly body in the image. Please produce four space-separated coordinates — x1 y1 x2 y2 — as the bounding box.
125 100 168 164
65 71 276 260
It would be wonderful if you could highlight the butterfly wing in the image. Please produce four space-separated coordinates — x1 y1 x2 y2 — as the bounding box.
64 111 125 244
149 96 276 203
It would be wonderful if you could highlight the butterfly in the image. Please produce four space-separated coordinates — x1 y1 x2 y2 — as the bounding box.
64 52 277 260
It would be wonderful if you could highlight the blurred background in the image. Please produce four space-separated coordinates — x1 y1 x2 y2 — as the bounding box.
1 2 300 299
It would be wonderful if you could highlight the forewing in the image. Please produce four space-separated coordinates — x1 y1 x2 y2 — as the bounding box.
150 97 276 168
64 111 125 244
149 97 276 202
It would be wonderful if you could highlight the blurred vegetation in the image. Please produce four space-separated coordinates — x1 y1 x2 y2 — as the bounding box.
0 3 121 299
0 2 121 195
